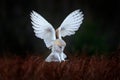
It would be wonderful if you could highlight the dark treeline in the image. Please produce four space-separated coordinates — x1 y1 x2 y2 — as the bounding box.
0 0 120 55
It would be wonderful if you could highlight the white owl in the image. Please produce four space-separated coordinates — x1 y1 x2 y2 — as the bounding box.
30 9 84 62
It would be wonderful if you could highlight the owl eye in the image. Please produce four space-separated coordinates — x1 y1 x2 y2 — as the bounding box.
59 46 62 49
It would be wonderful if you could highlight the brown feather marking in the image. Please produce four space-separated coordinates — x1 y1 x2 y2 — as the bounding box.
56 29 59 39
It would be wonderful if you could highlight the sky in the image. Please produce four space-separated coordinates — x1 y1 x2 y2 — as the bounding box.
0 0 120 55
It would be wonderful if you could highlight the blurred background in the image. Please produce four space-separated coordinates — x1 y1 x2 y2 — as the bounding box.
0 0 120 55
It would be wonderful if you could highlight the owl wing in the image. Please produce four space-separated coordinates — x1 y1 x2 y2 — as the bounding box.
30 11 56 48
57 9 84 38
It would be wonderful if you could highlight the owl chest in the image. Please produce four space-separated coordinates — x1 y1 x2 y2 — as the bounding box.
52 46 64 53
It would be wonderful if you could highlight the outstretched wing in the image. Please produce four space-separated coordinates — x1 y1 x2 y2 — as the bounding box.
57 9 84 38
30 11 56 48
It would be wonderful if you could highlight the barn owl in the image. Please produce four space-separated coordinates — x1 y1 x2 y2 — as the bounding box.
30 9 84 62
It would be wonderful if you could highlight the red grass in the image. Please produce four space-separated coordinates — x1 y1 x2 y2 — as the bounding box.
0 52 120 80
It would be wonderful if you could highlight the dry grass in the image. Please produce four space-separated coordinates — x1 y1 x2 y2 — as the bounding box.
0 52 120 80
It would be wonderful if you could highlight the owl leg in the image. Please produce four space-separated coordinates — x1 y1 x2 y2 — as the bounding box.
56 53 61 62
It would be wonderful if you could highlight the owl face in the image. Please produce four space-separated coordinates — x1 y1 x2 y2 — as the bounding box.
52 39 66 53
54 39 66 46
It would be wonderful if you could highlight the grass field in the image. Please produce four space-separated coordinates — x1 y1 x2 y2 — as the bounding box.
0 51 120 80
